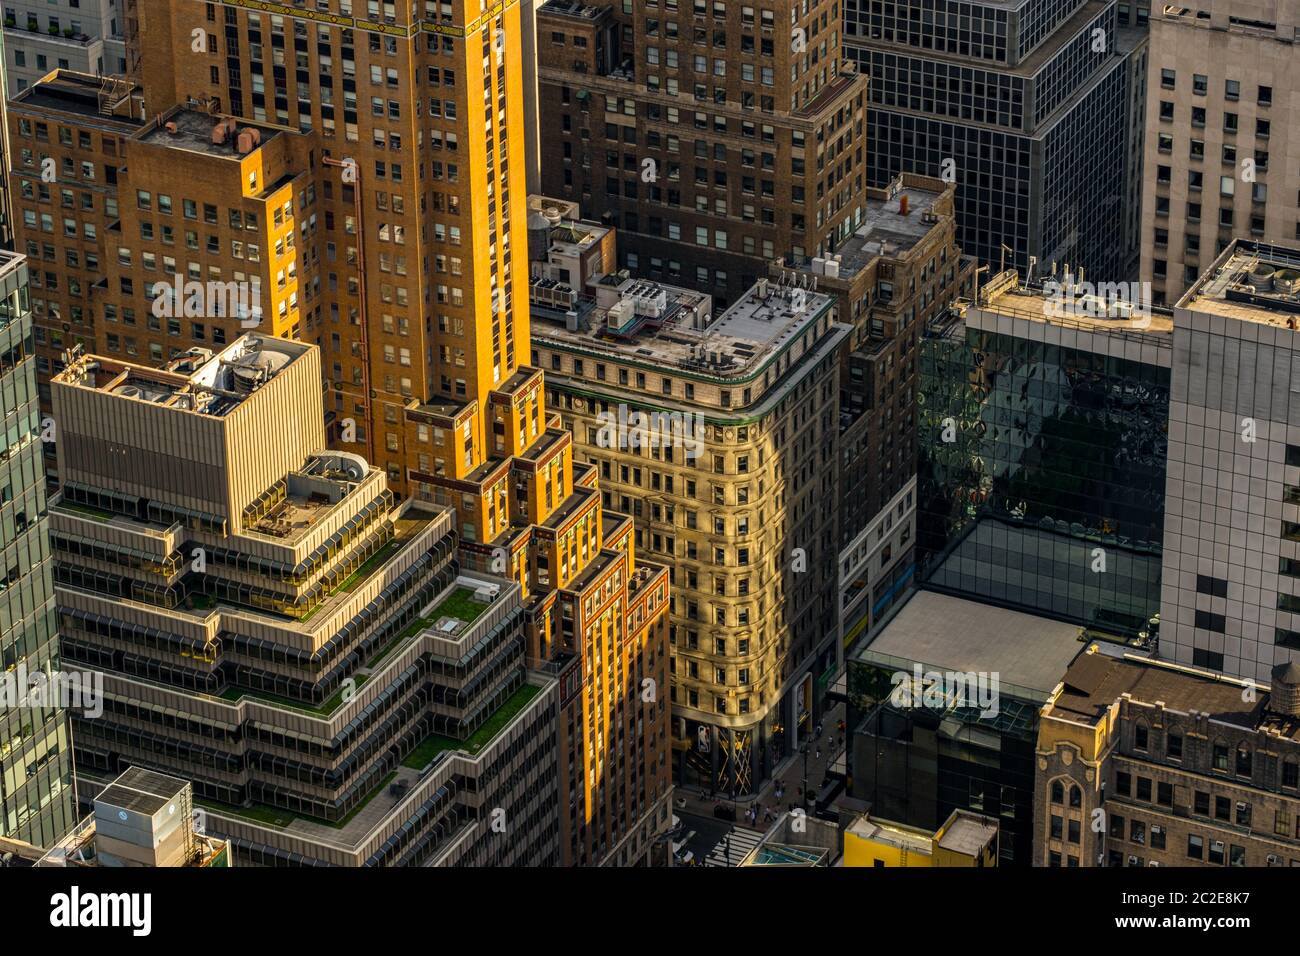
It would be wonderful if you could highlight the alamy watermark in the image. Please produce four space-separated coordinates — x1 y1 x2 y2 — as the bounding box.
1042 279 1152 320
889 665 1001 718
596 404 704 460
151 275 263 328
1 662 103 718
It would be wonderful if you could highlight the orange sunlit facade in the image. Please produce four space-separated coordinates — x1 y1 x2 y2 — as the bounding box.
7 0 671 865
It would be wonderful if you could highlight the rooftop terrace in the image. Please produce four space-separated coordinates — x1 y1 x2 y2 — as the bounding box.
242 453 378 543
11 71 143 124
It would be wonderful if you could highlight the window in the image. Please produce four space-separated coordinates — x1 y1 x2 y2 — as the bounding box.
1213 741 1229 772
1196 574 1228 598
1134 723 1149 751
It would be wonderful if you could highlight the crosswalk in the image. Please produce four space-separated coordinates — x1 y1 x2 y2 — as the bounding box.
701 825 763 867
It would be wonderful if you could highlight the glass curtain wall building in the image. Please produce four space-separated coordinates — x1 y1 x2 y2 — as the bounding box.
843 0 1131 280
916 294 1171 640
0 250 75 846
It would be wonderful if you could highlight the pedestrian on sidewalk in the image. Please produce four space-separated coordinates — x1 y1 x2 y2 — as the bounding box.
837 719 846 735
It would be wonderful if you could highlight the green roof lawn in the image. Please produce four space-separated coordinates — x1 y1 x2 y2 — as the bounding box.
401 682 541 769
60 502 114 521
217 674 368 716
397 586 490 640
197 771 398 831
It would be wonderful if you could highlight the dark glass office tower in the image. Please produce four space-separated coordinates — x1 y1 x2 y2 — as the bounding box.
843 0 1133 280
916 296 1171 640
0 250 75 846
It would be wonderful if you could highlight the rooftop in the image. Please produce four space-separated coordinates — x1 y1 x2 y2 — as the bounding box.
95 766 186 818
54 336 312 417
1046 648 1285 735
137 108 283 159
1177 239 1300 329
820 184 949 280
10 71 143 125
936 811 1000 856
857 590 1085 697
242 453 378 543
847 815 933 854
964 270 1174 341
534 276 834 378
545 217 610 256
538 0 610 20
199 678 548 847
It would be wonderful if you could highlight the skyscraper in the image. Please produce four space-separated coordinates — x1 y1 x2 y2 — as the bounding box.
533 0 871 307
0 248 76 847
1161 238 1300 683
11 0 675 864
130 0 535 498
3 1 129 95
1138 0 1300 306
843 0 1132 280
525 198 848 792
917 274 1171 641
50 334 563 866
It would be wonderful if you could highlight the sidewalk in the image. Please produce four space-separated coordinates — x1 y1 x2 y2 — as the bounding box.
674 699 848 831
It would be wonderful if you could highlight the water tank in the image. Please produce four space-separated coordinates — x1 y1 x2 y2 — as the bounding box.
114 385 144 399
527 211 552 262
1270 661 1300 717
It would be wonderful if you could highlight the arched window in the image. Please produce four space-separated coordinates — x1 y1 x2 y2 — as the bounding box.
1236 743 1253 777
1212 738 1229 771
1069 785 1082 808
1051 780 1064 804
